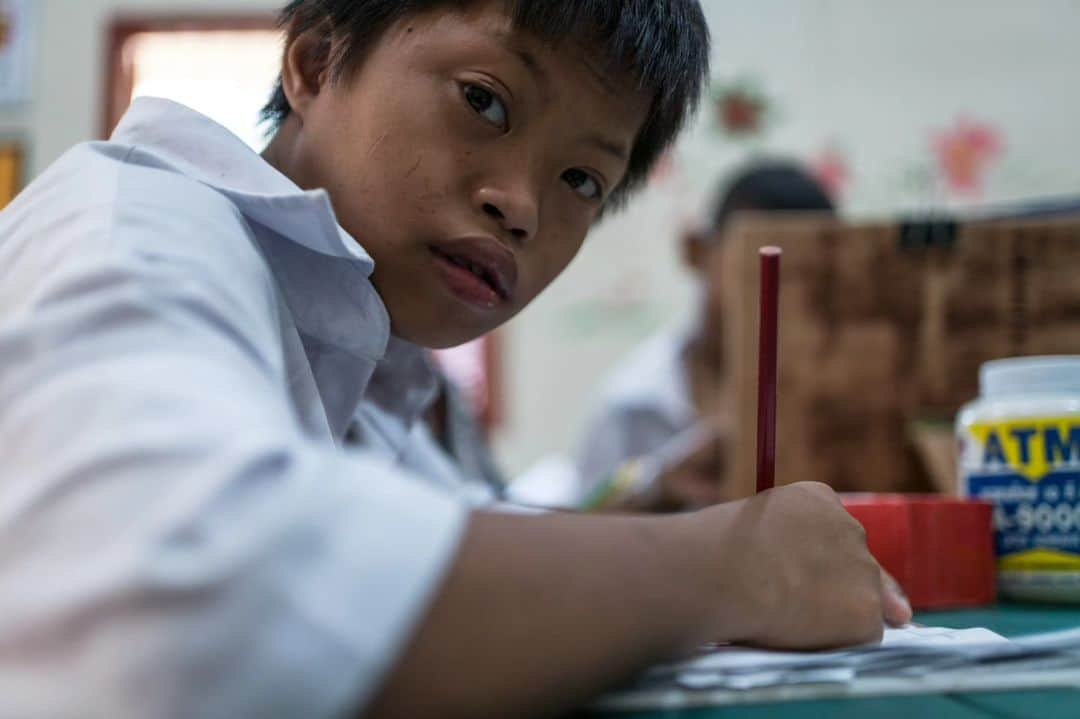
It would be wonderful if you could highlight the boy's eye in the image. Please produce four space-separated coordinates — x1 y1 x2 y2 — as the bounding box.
464 84 508 130
562 168 602 201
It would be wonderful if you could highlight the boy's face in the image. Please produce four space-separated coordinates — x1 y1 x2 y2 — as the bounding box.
682 230 727 343
277 2 650 348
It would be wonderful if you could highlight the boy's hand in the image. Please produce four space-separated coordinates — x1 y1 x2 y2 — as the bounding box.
616 421 729 513
368 483 909 719
880 567 914 627
685 482 900 650
651 420 728 511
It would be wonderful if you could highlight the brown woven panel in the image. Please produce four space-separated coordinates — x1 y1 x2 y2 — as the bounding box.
721 214 1080 497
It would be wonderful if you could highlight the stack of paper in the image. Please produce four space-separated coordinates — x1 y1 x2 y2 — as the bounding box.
593 626 1080 712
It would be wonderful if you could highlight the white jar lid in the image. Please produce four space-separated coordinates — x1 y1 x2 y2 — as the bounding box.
981 356 1080 397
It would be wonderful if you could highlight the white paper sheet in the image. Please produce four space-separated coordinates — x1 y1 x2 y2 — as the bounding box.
593 625 1080 713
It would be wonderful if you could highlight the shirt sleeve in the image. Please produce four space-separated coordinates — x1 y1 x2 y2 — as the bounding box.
574 404 679 498
0 187 467 718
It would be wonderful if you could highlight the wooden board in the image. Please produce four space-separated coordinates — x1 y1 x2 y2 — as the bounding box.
722 214 1080 496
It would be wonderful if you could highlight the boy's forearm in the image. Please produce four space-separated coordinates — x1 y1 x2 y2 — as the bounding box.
364 510 710 719
363 482 906 718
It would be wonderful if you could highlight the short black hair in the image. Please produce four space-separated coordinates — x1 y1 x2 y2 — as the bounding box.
708 160 835 233
261 0 710 207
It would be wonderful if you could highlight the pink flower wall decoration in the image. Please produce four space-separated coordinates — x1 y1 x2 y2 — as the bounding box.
710 79 771 139
931 117 1004 196
810 146 851 199
648 150 676 185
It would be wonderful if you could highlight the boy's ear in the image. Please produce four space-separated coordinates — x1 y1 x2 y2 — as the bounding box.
681 228 709 273
280 25 334 120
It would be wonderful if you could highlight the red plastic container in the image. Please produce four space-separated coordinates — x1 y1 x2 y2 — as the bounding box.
841 494 996 610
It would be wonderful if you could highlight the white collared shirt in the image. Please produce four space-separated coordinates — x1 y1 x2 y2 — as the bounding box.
575 328 698 495
345 337 503 506
0 98 467 718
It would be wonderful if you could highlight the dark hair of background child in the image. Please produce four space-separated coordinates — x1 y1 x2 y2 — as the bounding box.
709 162 836 234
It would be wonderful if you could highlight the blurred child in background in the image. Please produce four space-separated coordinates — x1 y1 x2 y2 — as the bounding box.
575 161 836 511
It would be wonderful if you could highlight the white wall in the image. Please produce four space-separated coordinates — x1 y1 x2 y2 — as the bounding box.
7 1 1080 476
0 0 279 178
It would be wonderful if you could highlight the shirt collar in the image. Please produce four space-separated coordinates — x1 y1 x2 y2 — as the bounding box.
110 97 373 273
366 337 441 419
344 337 445 464
610 327 697 429
650 327 697 428
111 98 396 440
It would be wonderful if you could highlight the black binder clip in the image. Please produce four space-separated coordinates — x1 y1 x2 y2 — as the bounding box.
898 219 958 251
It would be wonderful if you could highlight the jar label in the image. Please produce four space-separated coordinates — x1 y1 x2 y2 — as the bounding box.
961 417 1080 571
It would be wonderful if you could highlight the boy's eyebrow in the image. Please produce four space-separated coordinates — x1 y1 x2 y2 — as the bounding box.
510 46 549 92
493 33 629 163
585 133 629 162
511 41 618 97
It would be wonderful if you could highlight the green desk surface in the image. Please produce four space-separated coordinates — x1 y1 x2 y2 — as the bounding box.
580 603 1080 719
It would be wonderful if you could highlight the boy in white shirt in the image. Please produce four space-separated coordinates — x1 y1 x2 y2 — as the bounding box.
0 3 907 718
577 162 837 511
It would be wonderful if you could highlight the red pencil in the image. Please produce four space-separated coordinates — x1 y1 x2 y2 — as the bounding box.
756 247 781 493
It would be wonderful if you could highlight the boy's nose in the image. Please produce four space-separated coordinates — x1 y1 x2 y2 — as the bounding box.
474 186 538 244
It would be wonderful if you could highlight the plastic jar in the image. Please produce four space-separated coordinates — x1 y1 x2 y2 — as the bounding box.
957 356 1080 602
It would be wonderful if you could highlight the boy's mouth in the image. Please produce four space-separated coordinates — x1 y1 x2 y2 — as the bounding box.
428 238 517 309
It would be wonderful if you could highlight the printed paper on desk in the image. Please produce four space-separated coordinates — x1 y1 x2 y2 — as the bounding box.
593 625 1080 713
649 625 1009 678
